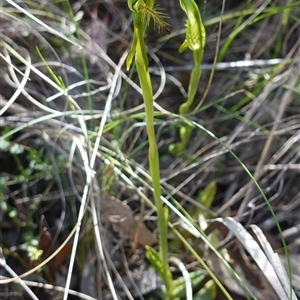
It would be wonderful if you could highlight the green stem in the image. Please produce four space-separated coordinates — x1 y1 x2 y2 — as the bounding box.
131 11 172 298
179 50 202 116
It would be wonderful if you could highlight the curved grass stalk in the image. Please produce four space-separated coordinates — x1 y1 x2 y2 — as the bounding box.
169 0 206 155
126 1 173 298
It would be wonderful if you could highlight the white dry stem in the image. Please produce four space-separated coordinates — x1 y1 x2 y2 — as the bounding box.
169 256 192 300
63 137 94 300
0 275 98 300
0 49 31 115
89 48 127 169
150 58 294 72
94 50 128 300
46 78 113 102
1 42 82 115
0 52 30 77
72 49 129 300
147 47 167 100
0 257 39 300
4 0 81 48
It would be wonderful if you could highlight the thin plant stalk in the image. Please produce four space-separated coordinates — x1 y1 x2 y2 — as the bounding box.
126 0 172 297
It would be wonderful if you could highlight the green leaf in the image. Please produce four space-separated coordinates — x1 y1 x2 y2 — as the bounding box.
9 143 24 155
0 139 10 152
145 246 164 277
15 174 25 183
194 181 217 218
171 270 206 299
27 245 43 261
8 209 18 219
126 32 138 70
194 279 217 300
179 39 188 53
197 181 216 207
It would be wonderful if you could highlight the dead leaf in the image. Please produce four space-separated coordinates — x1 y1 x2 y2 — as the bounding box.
100 195 157 246
37 216 72 281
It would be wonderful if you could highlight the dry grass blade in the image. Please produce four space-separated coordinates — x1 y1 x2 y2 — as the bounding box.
249 225 295 299
208 217 297 300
